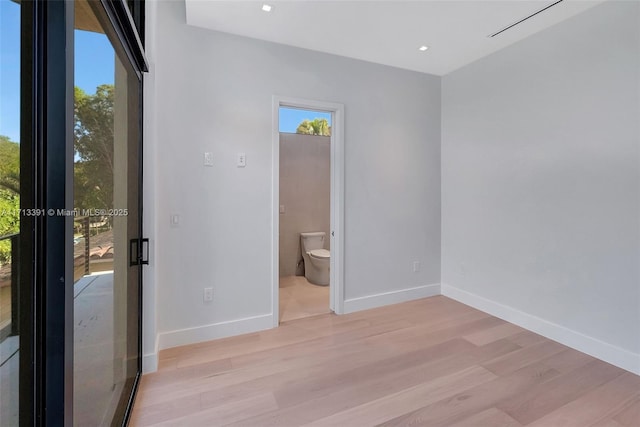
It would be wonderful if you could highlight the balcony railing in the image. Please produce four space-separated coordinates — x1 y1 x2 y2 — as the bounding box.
0 233 19 342
73 216 114 282
74 216 91 281
0 217 113 341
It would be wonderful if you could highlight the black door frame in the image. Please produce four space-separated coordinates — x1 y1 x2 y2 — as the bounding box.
19 1 147 425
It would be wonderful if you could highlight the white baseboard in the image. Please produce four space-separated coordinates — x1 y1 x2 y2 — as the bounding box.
158 314 273 351
441 284 640 375
343 283 440 314
142 343 159 374
142 352 158 374
142 334 159 373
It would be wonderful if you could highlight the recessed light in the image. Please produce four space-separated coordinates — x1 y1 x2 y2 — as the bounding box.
262 4 272 12
418 45 429 52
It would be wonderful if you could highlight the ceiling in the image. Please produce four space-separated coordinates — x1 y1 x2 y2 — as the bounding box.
184 0 605 76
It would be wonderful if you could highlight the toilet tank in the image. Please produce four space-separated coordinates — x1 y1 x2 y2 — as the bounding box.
300 232 325 251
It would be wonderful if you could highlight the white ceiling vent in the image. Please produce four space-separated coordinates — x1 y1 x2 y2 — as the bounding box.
489 0 565 38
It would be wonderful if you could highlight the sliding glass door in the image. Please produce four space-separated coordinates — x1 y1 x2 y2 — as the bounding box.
73 1 143 424
8 1 146 425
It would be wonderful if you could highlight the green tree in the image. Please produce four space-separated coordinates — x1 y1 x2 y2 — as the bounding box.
296 118 331 136
0 135 20 264
0 135 19 194
74 85 114 212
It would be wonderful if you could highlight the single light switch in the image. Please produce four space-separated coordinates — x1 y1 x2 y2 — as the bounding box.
204 152 214 166
237 152 246 167
170 214 180 228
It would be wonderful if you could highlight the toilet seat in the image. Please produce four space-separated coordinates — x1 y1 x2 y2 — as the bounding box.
308 249 330 259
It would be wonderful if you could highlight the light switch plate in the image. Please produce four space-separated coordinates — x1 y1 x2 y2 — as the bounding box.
237 152 246 167
204 152 214 166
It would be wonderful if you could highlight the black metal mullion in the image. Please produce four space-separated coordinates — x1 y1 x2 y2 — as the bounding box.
101 0 148 74
38 0 75 425
123 62 147 427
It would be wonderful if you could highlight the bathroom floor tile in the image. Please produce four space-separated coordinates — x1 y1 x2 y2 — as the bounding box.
279 275 330 322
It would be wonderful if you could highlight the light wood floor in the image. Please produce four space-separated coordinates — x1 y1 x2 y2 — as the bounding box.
130 296 640 427
279 276 330 323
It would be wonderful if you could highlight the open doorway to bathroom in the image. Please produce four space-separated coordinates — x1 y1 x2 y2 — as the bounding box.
272 97 345 325
278 107 331 322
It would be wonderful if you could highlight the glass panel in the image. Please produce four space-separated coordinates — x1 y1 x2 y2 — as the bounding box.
73 1 140 425
279 107 332 135
0 0 21 424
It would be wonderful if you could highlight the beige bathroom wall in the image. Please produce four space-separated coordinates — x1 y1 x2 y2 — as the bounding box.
279 133 330 277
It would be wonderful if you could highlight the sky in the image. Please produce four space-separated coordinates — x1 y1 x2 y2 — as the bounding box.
0 0 20 143
0 0 115 144
1 0 326 141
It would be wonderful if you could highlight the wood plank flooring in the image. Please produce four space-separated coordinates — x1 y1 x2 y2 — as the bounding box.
130 296 640 427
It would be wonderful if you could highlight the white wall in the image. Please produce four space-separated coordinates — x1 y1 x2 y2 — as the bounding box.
279 133 330 278
146 0 441 353
442 0 640 373
141 0 159 373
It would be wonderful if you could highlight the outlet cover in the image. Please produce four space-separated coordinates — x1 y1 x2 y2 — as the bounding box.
203 287 213 302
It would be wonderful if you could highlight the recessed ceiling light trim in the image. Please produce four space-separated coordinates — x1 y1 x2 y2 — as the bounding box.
262 4 272 12
488 0 564 38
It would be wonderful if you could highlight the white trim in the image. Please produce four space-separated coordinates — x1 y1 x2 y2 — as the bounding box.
142 334 160 373
142 0 160 377
271 99 280 327
441 284 640 375
142 352 158 374
343 284 441 314
331 106 345 314
272 96 346 327
157 314 273 350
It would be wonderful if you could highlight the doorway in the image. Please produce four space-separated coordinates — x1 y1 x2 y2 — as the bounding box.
272 97 345 326
278 108 330 322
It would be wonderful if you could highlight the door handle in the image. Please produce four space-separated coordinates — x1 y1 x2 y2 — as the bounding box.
130 238 139 266
130 238 150 266
140 238 149 265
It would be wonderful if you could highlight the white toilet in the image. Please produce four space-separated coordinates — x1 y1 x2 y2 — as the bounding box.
300 232 330 286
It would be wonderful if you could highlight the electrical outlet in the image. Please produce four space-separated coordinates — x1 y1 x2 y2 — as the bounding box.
203 287 213 302
413 261 421 272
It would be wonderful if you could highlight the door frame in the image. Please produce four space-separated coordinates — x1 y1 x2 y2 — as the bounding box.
271 96 345 326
